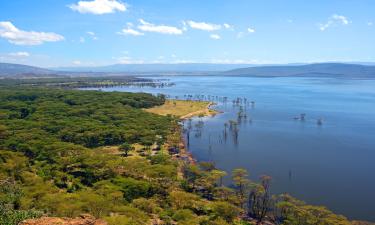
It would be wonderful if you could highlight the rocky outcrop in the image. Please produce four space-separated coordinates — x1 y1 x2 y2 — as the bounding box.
20 214 108 225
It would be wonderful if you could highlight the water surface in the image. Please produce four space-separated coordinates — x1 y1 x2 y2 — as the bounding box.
89 76 375 221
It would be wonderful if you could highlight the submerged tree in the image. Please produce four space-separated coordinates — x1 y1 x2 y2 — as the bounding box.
223 122 228 141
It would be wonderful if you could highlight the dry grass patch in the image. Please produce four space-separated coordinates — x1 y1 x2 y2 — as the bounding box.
145 100 217 119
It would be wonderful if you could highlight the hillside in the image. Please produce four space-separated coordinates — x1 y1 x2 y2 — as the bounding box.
54 63 256 73
224 63 375 78
0 85 355 225
3 62 375 79
0 63 59 78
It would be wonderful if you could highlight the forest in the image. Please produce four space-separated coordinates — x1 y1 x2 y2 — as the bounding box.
0 85 361 225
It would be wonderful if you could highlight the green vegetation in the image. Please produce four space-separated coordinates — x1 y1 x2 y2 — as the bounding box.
0 76 174 89
0 86 358 224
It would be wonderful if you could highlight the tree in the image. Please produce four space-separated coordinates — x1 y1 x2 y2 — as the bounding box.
248 175 272 223
232 168 250 208
209 201 242 223
169 190 201 210
275 194 351 225
119 143 134 157
196 169 227 200
0 179 42 225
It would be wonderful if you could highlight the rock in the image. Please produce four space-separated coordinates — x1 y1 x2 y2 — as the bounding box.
20 214 108 225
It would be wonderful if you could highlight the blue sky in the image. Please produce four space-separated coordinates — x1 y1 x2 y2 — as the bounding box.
0 0 374 67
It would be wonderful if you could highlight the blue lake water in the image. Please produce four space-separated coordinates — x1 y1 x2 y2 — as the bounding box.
90 76 375 221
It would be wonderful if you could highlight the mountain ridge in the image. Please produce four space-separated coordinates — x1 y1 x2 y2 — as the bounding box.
223 63 375 78
2 62 375 78
0 62 57 78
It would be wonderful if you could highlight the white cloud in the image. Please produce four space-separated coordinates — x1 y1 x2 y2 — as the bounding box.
118 28 144 36
118 22 144 36
9 52 30 57
210 34 221 40
368 22 373 26
181 21 188 31
86 31 98 40
319 14 351 31
247 27 256 33
237 27 255 39
69 0 126 15
223 23 232 29
186 20 221 31
138 19 183 35
332 14 350 25
0 21 64 45
79 37 85 43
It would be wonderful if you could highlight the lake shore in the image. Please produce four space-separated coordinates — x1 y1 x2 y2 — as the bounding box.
146 99 220 166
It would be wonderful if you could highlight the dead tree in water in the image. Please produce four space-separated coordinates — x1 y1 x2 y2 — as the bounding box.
233 124 239 146
251 101 255 108
223 122 228 141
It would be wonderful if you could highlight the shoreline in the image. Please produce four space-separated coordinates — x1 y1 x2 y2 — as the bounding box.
176 101 220 166
179 101 220 119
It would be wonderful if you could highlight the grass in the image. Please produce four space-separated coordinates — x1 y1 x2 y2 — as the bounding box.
145 100 217 118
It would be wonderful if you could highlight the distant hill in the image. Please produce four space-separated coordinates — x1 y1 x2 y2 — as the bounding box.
3 62 375 79
223 63 375 78
54 63 260 73
0 63 59 78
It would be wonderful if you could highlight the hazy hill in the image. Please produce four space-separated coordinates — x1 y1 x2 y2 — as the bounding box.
2 62 375 79
223 63 375 78
54 63 258 73
0 63 57 78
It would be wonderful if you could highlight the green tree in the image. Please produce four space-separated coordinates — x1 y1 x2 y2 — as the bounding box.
248 175 272 223
119 143 134 157
0 179 42 225
275 194 351 225
232 168 250 208
209 201 242 223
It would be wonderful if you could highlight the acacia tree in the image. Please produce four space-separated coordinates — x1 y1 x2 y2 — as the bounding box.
232 168 250 209
248 175 272 223
120 143 134 157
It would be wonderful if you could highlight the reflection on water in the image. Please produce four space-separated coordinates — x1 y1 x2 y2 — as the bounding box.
89 76 375 221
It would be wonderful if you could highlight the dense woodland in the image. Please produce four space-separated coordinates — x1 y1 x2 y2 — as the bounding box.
0 76 174 89
0 85 363 225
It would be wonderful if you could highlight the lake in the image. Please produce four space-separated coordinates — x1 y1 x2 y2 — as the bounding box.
88 76 375 221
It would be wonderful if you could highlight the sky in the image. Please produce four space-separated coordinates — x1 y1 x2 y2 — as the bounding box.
0 0 375 68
